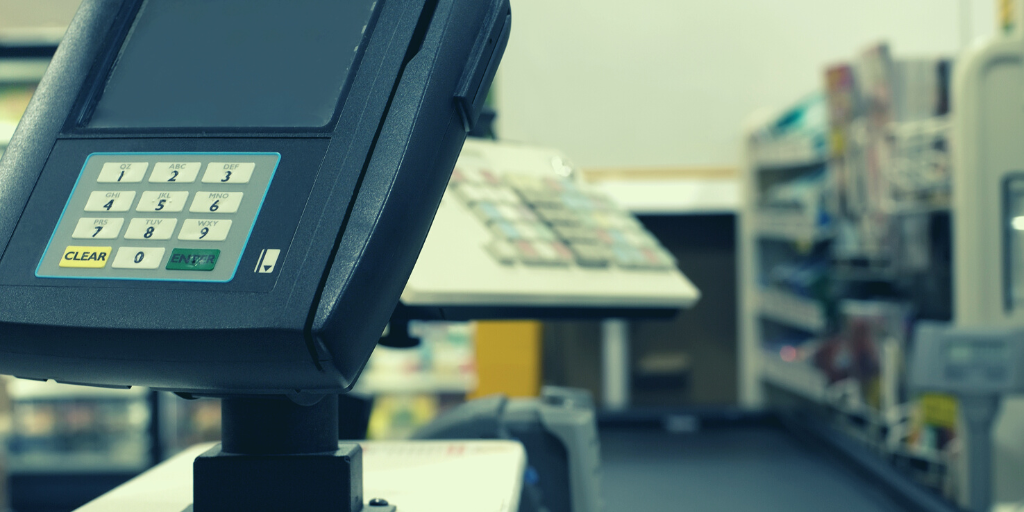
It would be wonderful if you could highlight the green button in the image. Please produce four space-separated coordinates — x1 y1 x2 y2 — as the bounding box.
166 249 220 271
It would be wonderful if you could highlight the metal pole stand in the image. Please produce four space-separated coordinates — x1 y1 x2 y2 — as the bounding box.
192 395 396 512
961 395 1001 512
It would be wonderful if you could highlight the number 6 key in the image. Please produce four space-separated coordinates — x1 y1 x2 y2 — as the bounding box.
189 192 242 214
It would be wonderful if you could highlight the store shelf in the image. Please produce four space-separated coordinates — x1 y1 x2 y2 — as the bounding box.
1 121 16 146
891 446 945 466
6 378 148 400
755 210 831 242
0 58 51 82
353 372 477 395
590 178 738 215
758 288 827 333
8 455 148 475
749 136 827 171
0 28 66 47
760 350 828 403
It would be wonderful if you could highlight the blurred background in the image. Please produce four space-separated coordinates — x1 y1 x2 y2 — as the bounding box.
0 0 1003 511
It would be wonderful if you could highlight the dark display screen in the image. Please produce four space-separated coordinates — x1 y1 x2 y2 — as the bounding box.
87 0 377 129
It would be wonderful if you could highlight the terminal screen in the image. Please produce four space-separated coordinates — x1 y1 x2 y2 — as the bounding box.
87 0 377 129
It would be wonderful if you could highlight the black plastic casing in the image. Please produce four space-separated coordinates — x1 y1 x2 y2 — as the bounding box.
0 0 511 395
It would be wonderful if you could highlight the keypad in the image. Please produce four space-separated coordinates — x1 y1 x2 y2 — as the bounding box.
449 166 675 270
36 153 280 282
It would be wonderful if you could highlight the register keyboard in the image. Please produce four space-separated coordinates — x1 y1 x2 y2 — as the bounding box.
401 139 700 313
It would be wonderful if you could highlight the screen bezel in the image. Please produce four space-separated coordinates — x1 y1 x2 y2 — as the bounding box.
62 0 383 137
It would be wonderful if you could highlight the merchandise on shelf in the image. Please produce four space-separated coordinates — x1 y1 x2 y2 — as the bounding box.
358 322 477 438
6 382 150 471
747 38 957 502
748 92 829 167
813 299 914 419
366 394 439 440
360 322 476 393
759 167 832 234
884 116 951 208
825 42 952 263
408 321 476 378
163 396 221 457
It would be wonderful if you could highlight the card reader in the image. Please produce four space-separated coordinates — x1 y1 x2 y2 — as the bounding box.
0 0 511 397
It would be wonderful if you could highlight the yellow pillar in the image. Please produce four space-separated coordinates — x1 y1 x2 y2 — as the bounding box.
470 320 542 399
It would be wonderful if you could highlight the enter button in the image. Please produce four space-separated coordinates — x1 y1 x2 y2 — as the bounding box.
166 249 220 271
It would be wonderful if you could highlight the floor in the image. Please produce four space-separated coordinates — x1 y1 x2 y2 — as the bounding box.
599 426 909 512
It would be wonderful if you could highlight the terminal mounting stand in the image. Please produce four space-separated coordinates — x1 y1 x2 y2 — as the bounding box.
191 395 395 512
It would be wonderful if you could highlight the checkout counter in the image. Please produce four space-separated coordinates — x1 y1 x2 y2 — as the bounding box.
1 1 1022 512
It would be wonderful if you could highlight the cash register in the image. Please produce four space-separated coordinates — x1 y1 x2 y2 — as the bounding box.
0 0 510 510
400 138 699 319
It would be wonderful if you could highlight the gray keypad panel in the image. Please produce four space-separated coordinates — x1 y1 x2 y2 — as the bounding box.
36 153 280 282
449 168 676 270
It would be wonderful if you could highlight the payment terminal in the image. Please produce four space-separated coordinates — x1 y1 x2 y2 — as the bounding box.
0 1 509 510
0 0 510 396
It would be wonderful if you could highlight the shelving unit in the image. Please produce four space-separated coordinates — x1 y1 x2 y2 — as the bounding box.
740 41 959 506
759 349 828 403
754 210 831 243
747 133 827 172
353 372 477 396
739 97 833 407
0 53 51 157
1 378 157 512
758 287 827 335
5 379 153 471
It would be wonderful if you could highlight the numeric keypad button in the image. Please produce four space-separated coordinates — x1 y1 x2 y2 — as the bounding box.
124 218 178 240
203 163 254 184
178 219 232 241
150 162 200 183
71 218 124 239
112 247 165 270
85 191 136 212
136 191 189 212
190 192 243 213
97 162 148 183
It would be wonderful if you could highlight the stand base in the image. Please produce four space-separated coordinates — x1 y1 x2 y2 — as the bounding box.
193 443 368 512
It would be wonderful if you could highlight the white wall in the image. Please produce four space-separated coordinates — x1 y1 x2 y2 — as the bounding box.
0 0 81 39
495 0 996 169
